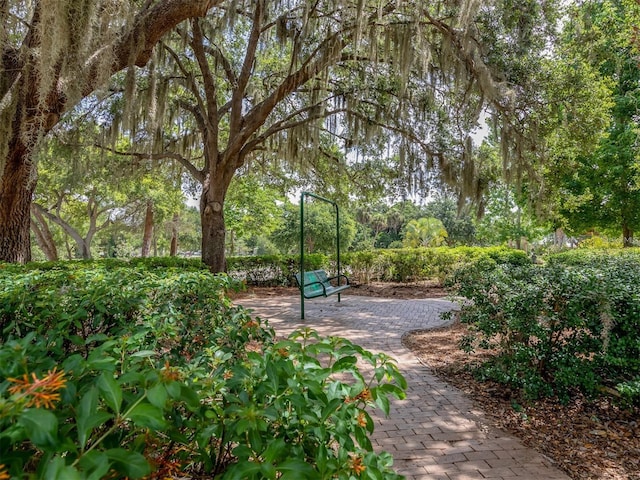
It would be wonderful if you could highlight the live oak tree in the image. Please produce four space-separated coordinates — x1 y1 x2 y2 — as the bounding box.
111 0 562 272
0 0 219 263
3 1 581 268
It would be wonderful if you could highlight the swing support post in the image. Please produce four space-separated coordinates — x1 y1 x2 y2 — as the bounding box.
299 191 343 320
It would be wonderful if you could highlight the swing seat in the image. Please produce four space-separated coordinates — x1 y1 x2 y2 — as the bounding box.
295 270 350 299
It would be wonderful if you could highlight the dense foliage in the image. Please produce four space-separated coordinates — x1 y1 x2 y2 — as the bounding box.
343 246 529 283
223 247 528 286
0 260 406 479
552 0 640 245
447 251 640 405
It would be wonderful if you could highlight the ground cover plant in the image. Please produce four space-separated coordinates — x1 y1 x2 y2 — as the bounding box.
446 251 640 404
0 260 406 479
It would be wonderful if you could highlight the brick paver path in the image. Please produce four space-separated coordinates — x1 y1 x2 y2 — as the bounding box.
237 294 570 480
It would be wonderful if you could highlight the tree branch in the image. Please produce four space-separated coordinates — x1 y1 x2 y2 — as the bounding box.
191 18 219 151
204 43 237 86
163 42 209 118
96 144 205 183
230 0 264 136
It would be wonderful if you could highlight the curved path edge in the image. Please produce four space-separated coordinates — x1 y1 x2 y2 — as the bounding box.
236 294 570 480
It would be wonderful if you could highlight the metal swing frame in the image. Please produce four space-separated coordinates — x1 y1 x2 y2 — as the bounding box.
298 192 348 319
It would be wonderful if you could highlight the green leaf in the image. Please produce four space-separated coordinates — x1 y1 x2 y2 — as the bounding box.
130 350 157 358
354 425 373 451
180 384 201 410
225 460 262 480
315 444 328 475
331 355 357 373
44 457 82 480
18 408 58 448
277 459 320 479
320 398 342 422
105 448 151 479
77 387 100 449
375 393 390 416
165 380 181 399
248 428 263 453
146 383 167 408
126 402 167 430
262 438 286 463
97 373 122 414
379 383 406 399
77 451 111 480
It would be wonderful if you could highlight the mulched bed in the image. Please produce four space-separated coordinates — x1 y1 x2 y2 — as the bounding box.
404 322 640 480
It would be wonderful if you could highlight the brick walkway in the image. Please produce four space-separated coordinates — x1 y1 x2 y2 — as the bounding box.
237 294 571 480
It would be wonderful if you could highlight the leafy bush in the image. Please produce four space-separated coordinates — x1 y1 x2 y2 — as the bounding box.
227 253 327 286
229 247 530 286
0 262 406 479
448 253 640 404
546 248 640 267
343 246 528 283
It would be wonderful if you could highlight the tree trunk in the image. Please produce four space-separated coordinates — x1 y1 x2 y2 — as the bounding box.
201 171 233 272
554 228 567 248
170 213 179 256
65 237 73 260
32 202 94 259
141 201 154 257
0 141 36 263
79 241 92 260
623 223 633 247
31 205 58 261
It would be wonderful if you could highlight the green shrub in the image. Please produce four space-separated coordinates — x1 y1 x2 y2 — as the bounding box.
0 261 406 479
448 254 640 404
222 246 529 286
546 248 640 267
343 246 528 284
227 253 327 286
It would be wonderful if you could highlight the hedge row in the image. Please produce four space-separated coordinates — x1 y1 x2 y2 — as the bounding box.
226 246 529 286
0 246 529 288
342 246 530 283
0 263 406 479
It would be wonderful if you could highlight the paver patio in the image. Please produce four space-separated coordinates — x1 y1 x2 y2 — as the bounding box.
237 294 571 480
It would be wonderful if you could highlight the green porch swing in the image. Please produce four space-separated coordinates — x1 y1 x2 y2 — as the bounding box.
294 192 350 319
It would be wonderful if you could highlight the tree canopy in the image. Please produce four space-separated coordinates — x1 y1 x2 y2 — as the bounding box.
0 0 220 262
1 0 632 264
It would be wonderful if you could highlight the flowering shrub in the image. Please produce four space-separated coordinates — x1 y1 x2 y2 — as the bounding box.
0 262 406 479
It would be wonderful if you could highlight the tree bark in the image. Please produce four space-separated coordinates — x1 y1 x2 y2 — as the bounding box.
200 169 234 272
623 223 633 247
0 138 36 263
170 213 179 256
141 201 154 257
32 203 94 259
31 205 58 261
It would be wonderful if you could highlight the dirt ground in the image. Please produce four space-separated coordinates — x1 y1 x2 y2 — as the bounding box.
241 282 640 480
